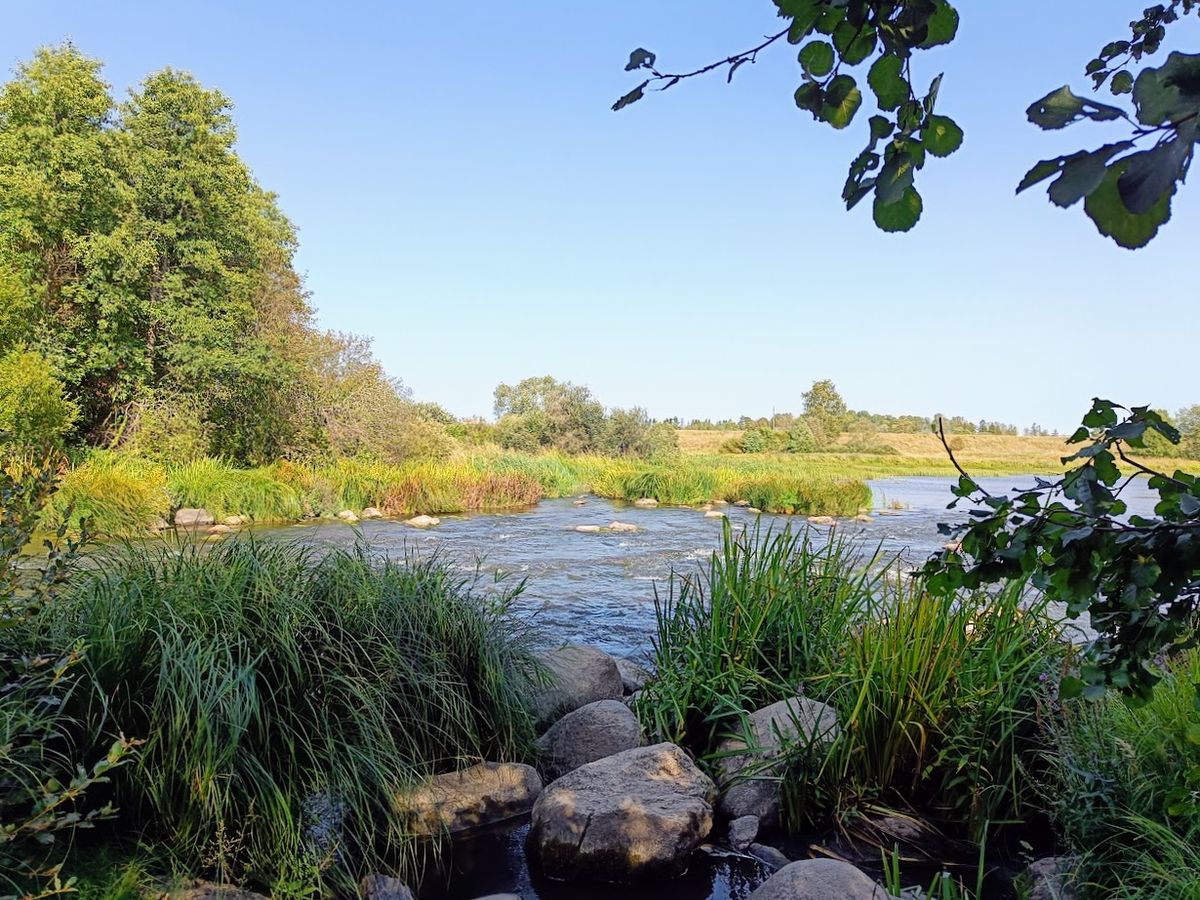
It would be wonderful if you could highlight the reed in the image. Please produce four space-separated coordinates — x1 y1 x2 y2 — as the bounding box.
33 538 542 893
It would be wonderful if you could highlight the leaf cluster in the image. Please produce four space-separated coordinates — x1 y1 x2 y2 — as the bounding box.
922 400 1200 700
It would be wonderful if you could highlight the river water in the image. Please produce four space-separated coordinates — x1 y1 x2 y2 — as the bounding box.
258 474 1157 661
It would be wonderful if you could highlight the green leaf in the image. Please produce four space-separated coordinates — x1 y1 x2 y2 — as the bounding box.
1111 71 1134 95
1047 147 1123 208
625 48 657 71
868 55 908 111
875 152 916 205
1118 130 1195 215
873 186 923 232
794 82 824 114
921 114 963 157
783 0 823 43
820 75 862 129
1060 676 1084 700
1017 156 1073 194
833 21 877 65
611 83 647 112
869 114 894 141
920 1 960 48
1133 52 1200 126
799 40 835 77
1084 158 1173 249
1026 85 1126 130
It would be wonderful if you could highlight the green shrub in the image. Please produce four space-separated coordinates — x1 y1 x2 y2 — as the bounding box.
0 347 78 448
44 451 170 535
1047 649 1200 898
36 538 541 892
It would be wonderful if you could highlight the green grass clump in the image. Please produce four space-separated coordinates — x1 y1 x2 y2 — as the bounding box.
638 523 1063 841
1047 649 1200 899
34 538 541 893
169 457 306 522
40 450 170 534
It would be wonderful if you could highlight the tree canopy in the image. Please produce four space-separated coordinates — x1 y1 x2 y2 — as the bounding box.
616 2 1199 247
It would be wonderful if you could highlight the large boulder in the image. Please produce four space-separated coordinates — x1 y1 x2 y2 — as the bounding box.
748 859 882 899
174 507 214 528
537 699 641 780
716 697 839 826
529 742 716 882
532 644 623 726
395 762 541 836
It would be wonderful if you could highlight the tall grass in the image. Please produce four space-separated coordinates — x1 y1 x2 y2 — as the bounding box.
42 450 171 534
1047 648 1200 899
637 524 1063 842
30 538 542 893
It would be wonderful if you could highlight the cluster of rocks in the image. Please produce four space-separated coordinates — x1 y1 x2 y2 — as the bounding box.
167 506 439 534
176 642 1076 898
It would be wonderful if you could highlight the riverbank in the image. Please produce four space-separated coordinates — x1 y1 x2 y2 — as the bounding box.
41 440 1190 537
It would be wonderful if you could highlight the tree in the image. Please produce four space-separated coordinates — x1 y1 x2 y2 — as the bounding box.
493 376 607 453
0 347 78 447
802 379 848 441
616 2 1199 247
1179 404 1200 457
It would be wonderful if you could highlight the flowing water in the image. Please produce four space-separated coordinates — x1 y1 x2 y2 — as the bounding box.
257 474 1158 660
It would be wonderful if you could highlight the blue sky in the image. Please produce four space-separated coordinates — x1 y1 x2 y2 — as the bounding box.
4 2 1196 429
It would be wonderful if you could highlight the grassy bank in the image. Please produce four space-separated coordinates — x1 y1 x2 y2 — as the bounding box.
13 538 541 895
42 450 878 534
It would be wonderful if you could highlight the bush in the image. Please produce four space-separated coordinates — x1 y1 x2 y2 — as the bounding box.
0 348 77 448
1 460 139 897
115 392 213 466
1046 649 1200 898
36 538 541 892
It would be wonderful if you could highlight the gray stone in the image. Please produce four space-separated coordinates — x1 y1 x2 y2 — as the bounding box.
529 743 716 882
395 762 541 836
608 521 638 533
221 515 244 527
537 699 641 780
337 509 359 523
728 815 760 851
361 506 384 519
405 514 440 528
748 859 882 899
1025 856 1078 900
615 657 653 693
705 510 726 518
169 885 267 900
806 516 836 527
716 697 840 826
734 500 751 507
173 507 214 528
469 895 521 900
207 524 232 535
574 524 602 533
747 843 791 872
633 498 659 508
359 875 416 900
533 644 623 726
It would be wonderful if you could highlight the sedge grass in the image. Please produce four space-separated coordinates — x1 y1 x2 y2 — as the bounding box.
31 537 542 893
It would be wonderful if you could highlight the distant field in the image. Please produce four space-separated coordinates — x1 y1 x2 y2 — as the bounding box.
676 430 1191 477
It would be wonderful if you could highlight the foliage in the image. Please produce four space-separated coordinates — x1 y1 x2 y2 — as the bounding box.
802 378 848 438
923 400 1200 699
0 348 78 448
1 459 139 898
637 524 1062 841
1045 648 1200 898
617 3 1200 245
44 450 170 535
33 538 542 892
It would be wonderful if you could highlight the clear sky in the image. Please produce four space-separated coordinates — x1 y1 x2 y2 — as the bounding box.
3 2 1196 430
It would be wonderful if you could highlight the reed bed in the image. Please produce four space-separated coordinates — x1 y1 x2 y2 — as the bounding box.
27 538 542 893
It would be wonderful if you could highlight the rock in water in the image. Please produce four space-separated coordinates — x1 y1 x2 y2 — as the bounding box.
529 743 716 882
404 514 440 527
574 524 602 533
361 506 384 519
174 507 214 528
716 697 839 826
533 644 623 726
728 815 760 851
806 516 836 527
633 498 659 508
537 699 641 779
337 509 359 523
748 859 881 899
608 521 638 533
395 762 541 836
